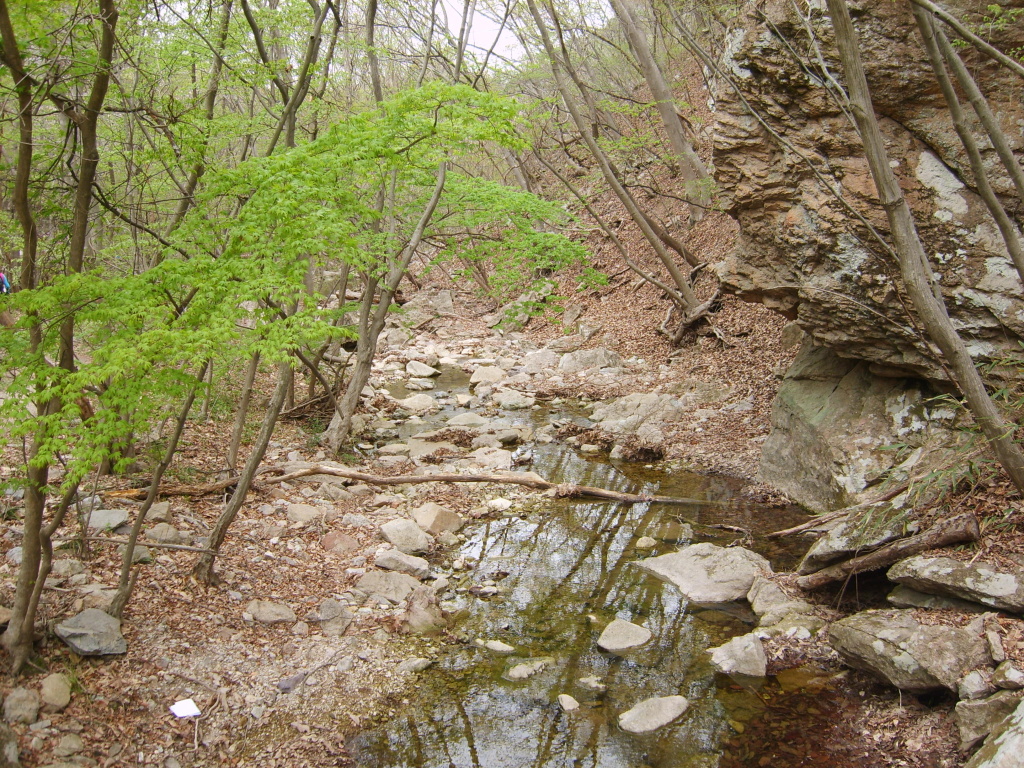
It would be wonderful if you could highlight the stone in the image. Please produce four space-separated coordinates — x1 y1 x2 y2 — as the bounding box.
145 523 186 545
50 560 86 578
356 571 421 604
447 412 490 428
245 600 296 624
494 391 535 410
559 348 623 374
635 536 657 550
504 658 553 681
321 531 360 555
634 543 771 603
888 556 1024 613
470 366 505 386
397 658 433 674
758 345 954 512
400 586 446 635
286 504 322 525
798 512 916 574
558 694 580 712
3 688 38 724
378 443 411 456
994 662 1024 690
747 576 815 627
589 393 683 444
55 609 127 655
412 503 465 536
597 619 652 652
53 734 83 757
148 501 172 523
0 723 16 766
966 698 1024 768
396 289 454 326
87 509 130 530
886 584 989 613
479 640 515 654
395 394 437 413
960 670 997 701
828 609 990 692
342 513 373 528
380 519 433 554
463 447 512 471
708 633 767 677
523 349 561 374
40 674 72 712
617 695 689 734
406 360 440 377
317 598 352 636
578 676 607 693
956 691 1024 750
375 550 430 580
118 544 152 564
4 548 20 567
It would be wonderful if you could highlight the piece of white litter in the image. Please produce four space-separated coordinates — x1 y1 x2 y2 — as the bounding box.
170 699 202 718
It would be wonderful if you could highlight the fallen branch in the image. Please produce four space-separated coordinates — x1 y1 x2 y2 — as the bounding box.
262 465 721 506
795 512 979 590
767 483 910 538
100 467 278 500
51 536 217 554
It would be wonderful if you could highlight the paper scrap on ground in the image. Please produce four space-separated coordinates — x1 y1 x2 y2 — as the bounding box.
170 698 201 718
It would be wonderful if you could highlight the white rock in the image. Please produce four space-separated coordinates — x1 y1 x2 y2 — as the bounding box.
597 619 652 652
381 519 433 554
505 658 553 681
558 694 580 712
406 360 440 377
708 633 767 677
617 695 689 734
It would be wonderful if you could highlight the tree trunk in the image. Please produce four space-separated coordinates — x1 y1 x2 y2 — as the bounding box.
825 0 1024 494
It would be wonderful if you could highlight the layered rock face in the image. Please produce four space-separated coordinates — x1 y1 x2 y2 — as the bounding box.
711 0 1024 507
714 0 1024 381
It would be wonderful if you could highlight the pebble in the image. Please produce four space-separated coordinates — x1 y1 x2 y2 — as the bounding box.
558 694 580 712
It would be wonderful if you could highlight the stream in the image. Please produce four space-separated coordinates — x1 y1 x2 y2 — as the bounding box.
350 369 812 768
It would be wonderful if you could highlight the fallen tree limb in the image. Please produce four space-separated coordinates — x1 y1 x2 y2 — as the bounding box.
767 483 910 539
262 464 722 506
51 536 217 554
795 512 979 590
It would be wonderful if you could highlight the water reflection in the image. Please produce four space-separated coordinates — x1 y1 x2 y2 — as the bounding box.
351 441 808 768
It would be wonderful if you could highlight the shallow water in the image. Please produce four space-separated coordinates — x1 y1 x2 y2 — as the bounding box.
351 373 811 768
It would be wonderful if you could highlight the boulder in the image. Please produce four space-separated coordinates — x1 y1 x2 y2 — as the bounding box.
380 519 433 554
617 695 689 734
0 723 17 767
375 550 430 580
55 609 127 655
590 393 685 444
40 674 72 712
798 512 917 574
559 348 622 374
966 698 1024 768
597 619 652 653
148 501 172 523
993 662 1024 690
504 658 554 681
758 345 954 512
145 522 186 545
747 576 815 627
464 447 513 471
3 688 38 725
321 531 360 555
887 584 989 613
406 360 440 377
394 394 437 413
493 391 536 410
634 543 771 603
316 598 353 636
286 504 322 525
888 556 1024 613
447 412 490 428
523 349 561 374
246 600 296 624
356 571 421 604
470 366 504 386
956 691 1024 750
396 289 454 326
399 585 446 635
828 609 990 692
412 503 465 536
558 694 580 712
708 633 767 677
87 509 130 530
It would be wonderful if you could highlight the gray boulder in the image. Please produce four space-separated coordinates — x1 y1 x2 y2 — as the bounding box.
394 394 437 413
399 585 446 635
493 391 535 410
412 503 465 536
634 543 771 603
828 609 990 692
380 519 433 554
316 598 353 636
956 691 1024 750
748 576 815 627
798 513 916 574
523 349 560 374
145 522 186 545
617 695 689 734
559 348 622 374
887 584 989 613
504 657 554 681
597 619 651 652
40 674 72 712
87 509 130 530
590 393 685 444
708 633 767 677
286 504 322 525
0 723 16 767
888 556 1024 613
3 688 38 724
469 366 504 386
356 571 421 604
55 609 127 655
993 662 1024 690
246 600 296 624
966 698 1024 768
406 360 440 377
375 550 430 580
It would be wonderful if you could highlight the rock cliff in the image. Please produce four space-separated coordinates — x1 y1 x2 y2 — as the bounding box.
710 0 1024 509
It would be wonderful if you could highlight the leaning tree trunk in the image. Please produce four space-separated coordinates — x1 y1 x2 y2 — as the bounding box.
824 0 1024 494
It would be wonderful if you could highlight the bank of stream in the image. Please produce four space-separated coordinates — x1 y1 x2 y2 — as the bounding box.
349 369 826 767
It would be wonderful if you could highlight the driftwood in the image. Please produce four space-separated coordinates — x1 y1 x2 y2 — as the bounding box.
795 512 980 590
263 464 720 506
101 467 279 500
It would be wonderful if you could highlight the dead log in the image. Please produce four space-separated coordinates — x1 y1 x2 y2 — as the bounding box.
795 512 980 590
101 467 278 500
262 464 720 506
